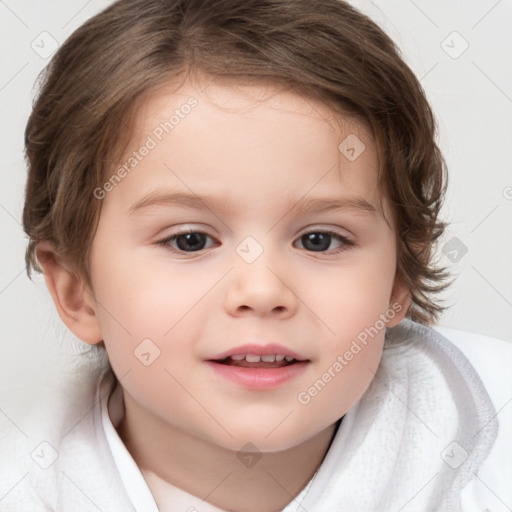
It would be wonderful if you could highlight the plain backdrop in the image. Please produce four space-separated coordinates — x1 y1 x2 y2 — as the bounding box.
1 0 511 419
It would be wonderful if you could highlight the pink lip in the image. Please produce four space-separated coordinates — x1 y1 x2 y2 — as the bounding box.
207 343 308 361
205 360 309 390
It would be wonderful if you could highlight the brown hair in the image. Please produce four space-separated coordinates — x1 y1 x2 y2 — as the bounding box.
23 0 450 325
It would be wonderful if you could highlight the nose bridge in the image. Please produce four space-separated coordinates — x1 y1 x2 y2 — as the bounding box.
224 234 297 317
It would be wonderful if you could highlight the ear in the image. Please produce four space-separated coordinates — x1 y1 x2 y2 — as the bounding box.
386 275 411 327
36 241 103 345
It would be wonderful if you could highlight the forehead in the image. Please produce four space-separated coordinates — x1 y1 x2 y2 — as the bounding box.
131 75 374 150
106 76 389 223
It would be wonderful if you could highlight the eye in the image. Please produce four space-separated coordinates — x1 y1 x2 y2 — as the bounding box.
157 230 218 253
294 230 354 253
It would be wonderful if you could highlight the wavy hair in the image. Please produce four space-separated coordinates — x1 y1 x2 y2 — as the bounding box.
23 0 450 324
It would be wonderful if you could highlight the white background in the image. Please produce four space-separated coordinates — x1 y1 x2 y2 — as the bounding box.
1 0 511 413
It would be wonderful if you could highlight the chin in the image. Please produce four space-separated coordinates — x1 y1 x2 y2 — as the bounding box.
212 424 317 453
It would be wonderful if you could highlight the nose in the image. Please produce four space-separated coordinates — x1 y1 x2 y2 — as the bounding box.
223 248 298 319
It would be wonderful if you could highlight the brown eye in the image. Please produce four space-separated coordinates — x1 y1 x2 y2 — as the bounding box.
295 230 353 253
301 232 332 252
158 231 217 253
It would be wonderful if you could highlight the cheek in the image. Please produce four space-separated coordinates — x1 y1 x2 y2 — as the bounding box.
296 338 383 433
90 246 221 372
293 249 394 421
296 276 391 424
304 248 396 337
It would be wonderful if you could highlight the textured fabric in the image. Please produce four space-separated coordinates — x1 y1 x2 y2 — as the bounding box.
293 320 500 511
1 319 509 511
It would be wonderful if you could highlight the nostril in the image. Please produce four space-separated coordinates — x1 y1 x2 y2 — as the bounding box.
234 305 288 315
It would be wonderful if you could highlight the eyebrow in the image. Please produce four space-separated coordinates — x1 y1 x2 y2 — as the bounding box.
129 191 239 216
128 190 378 217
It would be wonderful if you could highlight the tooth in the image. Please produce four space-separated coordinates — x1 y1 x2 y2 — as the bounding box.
275 355 285 362
285 356 294 362
230 354 246 361
261 355 276 363
245 354 261 363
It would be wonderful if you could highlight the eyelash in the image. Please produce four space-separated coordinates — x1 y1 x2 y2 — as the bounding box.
156 228 355 256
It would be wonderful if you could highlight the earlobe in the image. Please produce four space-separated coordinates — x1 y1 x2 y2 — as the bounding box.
36 241 103 345
386 277 411 327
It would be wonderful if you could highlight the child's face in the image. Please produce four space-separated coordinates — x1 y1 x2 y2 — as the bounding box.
86 77 408 451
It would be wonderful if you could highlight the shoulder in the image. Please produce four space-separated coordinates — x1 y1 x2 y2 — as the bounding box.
433 326 512 416
433 325 512 512
0 366 130 512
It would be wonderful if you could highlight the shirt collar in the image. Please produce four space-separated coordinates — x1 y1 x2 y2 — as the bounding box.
98 371 233 512
98 371 160 512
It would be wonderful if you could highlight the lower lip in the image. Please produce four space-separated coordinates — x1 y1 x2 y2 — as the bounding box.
205 361 309 390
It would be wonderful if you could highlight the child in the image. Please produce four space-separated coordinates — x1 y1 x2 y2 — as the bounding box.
4 0 511 510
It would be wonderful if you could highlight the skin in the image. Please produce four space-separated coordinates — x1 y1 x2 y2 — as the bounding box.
38 76 410 512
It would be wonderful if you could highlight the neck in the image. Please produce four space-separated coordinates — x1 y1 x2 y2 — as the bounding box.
117 391 340 512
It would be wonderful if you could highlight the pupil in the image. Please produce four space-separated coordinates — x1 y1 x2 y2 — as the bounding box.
303 233 330 252
177 233 206 251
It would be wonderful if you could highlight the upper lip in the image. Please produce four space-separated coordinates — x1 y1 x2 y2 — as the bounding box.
207 343 309 361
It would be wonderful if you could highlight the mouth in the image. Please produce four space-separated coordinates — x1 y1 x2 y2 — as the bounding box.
210 354 306 369
205 349 310 389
